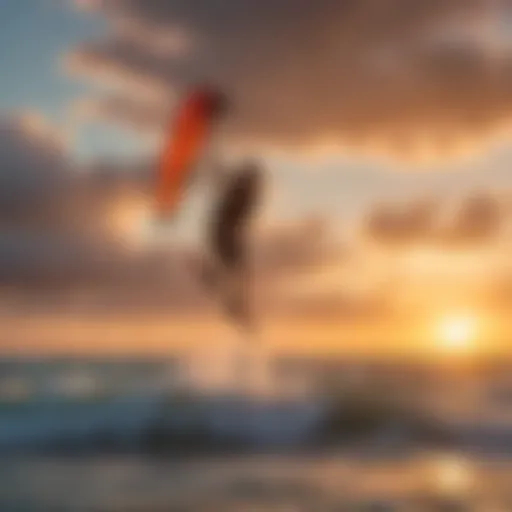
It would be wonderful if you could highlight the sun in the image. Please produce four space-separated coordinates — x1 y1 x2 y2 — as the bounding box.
437 314 478 352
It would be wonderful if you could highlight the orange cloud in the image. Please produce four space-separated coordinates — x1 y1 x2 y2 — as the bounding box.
364 192 509 248
67 0 512 160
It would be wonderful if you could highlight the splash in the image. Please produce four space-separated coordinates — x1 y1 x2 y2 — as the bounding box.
179 333 275 398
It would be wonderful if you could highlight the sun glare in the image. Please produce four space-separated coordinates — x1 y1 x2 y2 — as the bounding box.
438 314 478 352
424 454 475 497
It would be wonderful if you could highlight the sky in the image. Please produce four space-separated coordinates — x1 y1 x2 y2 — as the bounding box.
0 0 511 358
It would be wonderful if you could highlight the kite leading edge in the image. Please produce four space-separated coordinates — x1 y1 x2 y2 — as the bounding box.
155 85 228 221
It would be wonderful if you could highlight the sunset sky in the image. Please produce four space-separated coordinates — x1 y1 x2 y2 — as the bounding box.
0 0 511 357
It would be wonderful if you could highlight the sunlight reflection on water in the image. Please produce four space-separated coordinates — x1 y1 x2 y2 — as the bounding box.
0 453 511 511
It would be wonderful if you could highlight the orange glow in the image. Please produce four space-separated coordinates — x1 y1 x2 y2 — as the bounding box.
106 192 150 246
437 314 478 353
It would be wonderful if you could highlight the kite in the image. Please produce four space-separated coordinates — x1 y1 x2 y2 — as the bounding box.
155 85 227 220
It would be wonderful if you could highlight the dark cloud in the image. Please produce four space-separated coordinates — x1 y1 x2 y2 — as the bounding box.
365 199 438 246
255 217 343 280
0 116 150 242
0 116 152 290
0 117 73 232
364 192 508 248
441 193 504 246
67 0 512 158
0 121 353 320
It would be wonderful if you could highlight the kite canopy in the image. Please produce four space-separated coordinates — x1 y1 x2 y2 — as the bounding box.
155 85 228 219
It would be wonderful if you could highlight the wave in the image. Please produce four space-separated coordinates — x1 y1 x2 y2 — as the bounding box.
0 390 506 456
3 357 512 456
0 391 328 454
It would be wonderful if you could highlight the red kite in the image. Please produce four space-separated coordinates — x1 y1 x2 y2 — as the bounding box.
155 85 227 219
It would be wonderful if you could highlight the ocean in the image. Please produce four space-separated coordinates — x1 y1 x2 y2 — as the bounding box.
1 454 512 510
2 356 512 510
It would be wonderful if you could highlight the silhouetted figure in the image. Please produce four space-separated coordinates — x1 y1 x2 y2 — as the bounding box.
199 160 263 332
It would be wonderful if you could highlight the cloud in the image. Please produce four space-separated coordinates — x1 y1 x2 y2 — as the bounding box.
67 0 512 159
0 122 361 321
0 115 72 231
440 193 505 246
0 115 153 289
1 111 507 333
364 192 509 248
0 115 149 241
496 276 512 308
0 217 358 323
267 288 394 323
365 199 438 246
255 217 343 280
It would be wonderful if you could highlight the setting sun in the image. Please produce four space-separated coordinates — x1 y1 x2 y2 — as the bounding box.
438 315 478 352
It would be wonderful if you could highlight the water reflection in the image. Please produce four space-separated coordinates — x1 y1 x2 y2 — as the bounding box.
427 453 475 496
0 453 510 511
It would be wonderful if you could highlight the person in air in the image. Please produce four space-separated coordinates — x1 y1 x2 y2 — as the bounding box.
198 159 264 333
